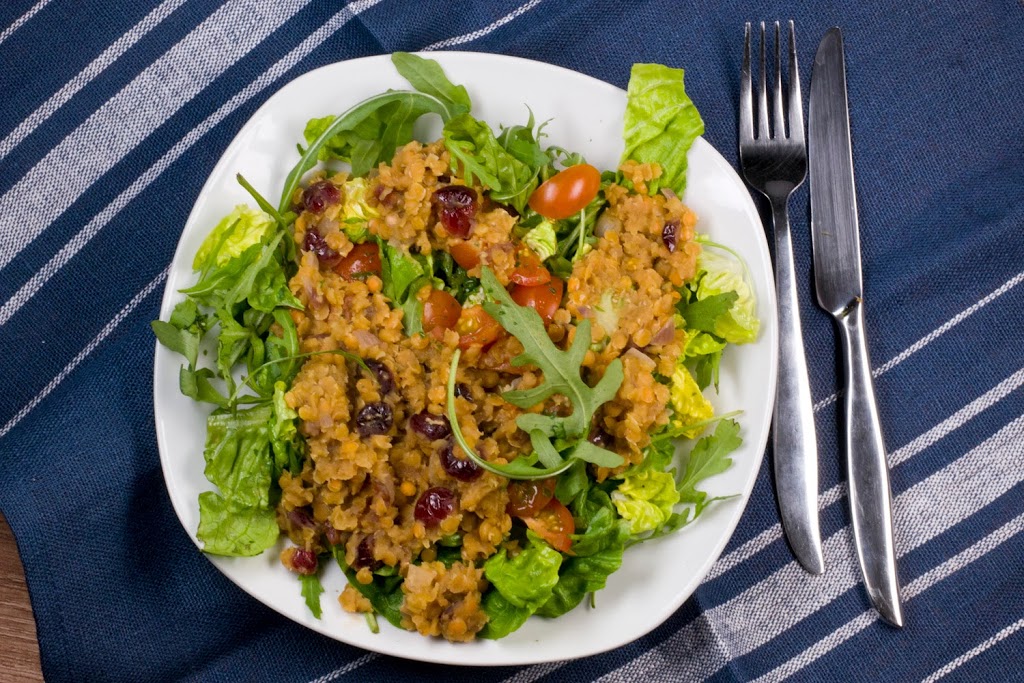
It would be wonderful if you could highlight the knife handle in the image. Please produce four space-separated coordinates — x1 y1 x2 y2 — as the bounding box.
837 299 903 627
770 199 824 575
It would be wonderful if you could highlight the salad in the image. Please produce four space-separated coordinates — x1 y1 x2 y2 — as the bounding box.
152 53 759 642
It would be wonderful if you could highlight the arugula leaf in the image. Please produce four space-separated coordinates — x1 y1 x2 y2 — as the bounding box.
480 268 623 447
196 491 279 557
282 91 453 213
333 548 404 629
443 113 545 212
621 63 705 195
391 52 472 115
151 320 200 369
677 419 741 505
179 367 230 407
300 573 325 619
676 291 738 334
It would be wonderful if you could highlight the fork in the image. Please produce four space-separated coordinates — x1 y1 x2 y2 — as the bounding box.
739 21 824 575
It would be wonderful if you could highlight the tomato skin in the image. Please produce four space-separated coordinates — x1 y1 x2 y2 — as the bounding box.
522 498 575 553
334 242 381 280
422 289 462 334
528 164 601 220
510 248 551 286
510 277 564 324
456 305 503 349
450 241 481 270
506 478 557 517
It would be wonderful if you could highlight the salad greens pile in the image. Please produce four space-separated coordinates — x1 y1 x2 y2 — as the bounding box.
153 52 759 639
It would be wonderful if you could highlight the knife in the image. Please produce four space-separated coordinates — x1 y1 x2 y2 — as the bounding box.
809 27 904 627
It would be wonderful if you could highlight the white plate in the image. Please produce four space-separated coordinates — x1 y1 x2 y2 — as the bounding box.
154 52 778 666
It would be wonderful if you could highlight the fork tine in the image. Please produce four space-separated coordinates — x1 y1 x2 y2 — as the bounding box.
772 21 785 138
787 20 804 142
740 22 753 142
757 21 770 140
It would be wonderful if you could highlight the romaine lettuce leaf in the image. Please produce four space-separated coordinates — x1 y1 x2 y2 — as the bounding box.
695 249 759 344
670 361 714 438
196 491 279 557
483 534 563 611
621 64 705 194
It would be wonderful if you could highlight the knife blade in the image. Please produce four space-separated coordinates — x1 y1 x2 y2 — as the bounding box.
809 27 904 627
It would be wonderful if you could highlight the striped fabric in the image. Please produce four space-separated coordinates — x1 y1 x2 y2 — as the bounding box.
0 1 1021 681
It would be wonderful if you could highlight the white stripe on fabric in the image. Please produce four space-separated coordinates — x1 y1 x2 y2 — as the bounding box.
423 0 545 51
753 512 1024 683
0 0 384 329
535 414 1024 683
0 0 314 271
0 267 167 440
704 365 1024 582
308 653 379 683
0 0 52 46
921 617 1024 683
0 0 189 161
812 270 1024 412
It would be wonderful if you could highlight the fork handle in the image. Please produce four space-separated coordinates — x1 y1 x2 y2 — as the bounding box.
770 197 824 575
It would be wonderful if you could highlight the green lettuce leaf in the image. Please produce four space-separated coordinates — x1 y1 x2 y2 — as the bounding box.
669 361 714 438
483 534 563 612
202 405 274 508
694 249 759 344
196 491 279 557
192 205 275 272
621 63 705 195
611 468 681 534
523 220 558 261
478 591 532 640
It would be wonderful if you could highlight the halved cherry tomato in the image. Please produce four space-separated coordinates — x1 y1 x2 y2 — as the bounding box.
422 289 461 334
334 242 381 280
510 248 551 286
510 276 564 324
506 478 556 517
522 498 575 553
528 163 601 220
450 241 481 270
456 305 503 349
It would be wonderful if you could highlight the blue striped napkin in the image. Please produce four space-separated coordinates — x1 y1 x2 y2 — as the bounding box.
1 1 1022 681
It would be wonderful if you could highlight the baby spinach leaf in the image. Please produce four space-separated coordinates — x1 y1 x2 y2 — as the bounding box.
333 548 405 629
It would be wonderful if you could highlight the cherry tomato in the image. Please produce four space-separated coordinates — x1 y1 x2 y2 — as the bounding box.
510 276 564 324
334 242 381 280
422 289 462 334
456 305 503 349
450 241 481 270
510 248 551 287
506 478 557 517
522 498 575 553
528 164 601 220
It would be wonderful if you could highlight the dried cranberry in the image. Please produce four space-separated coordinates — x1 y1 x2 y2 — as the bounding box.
432 186 477 238
588 423 615 450
437 174 451 183
414 487 456 527
292 548 318 575
363 359 394 395
302 180 340 213
662 220 680 252
356 402 393 436
439 441 482 482
286 507 317 530
302 228 342 268
324 527 345 547
454 383 472 400
353 535 381 570
409 411 451 440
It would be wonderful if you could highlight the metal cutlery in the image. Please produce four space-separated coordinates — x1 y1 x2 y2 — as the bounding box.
809 27 903 627
739 21 824 575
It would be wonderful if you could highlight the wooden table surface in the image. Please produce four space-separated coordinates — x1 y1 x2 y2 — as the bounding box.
0 514 45 682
